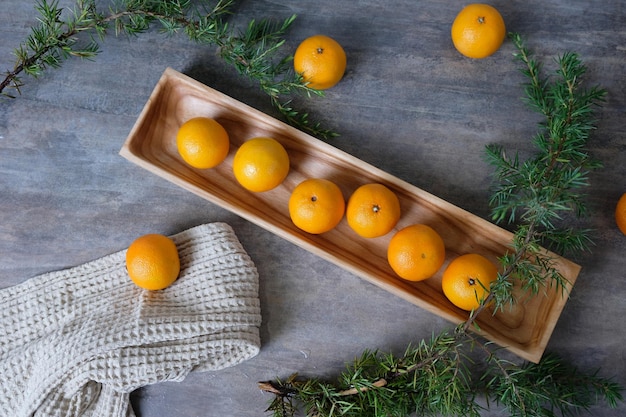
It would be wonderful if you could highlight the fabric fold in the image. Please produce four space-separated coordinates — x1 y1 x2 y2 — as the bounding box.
0 222 262 417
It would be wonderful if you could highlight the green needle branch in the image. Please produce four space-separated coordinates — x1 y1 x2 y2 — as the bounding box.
257 33 623 417
0 0 337 139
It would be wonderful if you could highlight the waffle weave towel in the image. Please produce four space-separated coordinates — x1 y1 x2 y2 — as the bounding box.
0 222 262 417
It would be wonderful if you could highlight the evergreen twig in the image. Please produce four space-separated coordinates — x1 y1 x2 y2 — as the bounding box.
258 33 622 417
1 0 338 139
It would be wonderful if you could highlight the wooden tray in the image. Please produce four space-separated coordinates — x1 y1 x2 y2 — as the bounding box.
120 68 580 363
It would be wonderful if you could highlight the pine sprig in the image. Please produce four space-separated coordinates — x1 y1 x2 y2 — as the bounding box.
485 353 624 416
484 33 607 312
261 330 622 417
1 0 337 139
258 34 622 417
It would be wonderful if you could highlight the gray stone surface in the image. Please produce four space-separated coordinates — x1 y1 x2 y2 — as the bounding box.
1 1 625 416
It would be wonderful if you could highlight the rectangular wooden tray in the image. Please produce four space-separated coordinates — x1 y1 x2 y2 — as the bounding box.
120 68 581 363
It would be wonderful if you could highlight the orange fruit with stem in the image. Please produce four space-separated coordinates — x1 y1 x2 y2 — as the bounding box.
232 137 290 192
176 117 229 169
289 178 345 234
616 193 626 235
346 183 401 238
126 234 180 291
451 3 506 59
294 34 347 90
441 253 498 311
387 224 446 282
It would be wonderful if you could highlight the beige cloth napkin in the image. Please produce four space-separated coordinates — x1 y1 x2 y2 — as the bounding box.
0 223 262 417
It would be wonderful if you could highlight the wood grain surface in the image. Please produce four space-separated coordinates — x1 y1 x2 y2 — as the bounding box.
1 1 625 416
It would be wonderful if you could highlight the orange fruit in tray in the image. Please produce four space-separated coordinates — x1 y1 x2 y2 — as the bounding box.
387 224 446 282
451 3 506 59
232 137 290 192
126 234 180 290
616 193 626 235
346 183 401 238
176 117 229 169
294 34 347 90
289 178 346 234
442 253 498 311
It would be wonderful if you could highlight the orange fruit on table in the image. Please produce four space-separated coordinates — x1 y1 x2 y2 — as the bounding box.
616 193 626 235
289 178 346 234
294 34 347 90
232 137 290 192
346 183 401 238
176 117 229 169
451 3 506 59
126 234 180 290
387 224 446 282
441 253 498 311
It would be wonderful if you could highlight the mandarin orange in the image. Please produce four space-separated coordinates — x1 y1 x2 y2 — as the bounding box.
441 253 498 311
232 137 290 192
616 193 626 235
451 3 506 59
294 35 347 90
126 234 180 291
387 224 446 281
289 178 345 234
176 117 229 169
346 183 401 238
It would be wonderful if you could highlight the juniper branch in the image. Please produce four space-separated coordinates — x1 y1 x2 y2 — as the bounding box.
484 33 606 312
1 0 337 139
